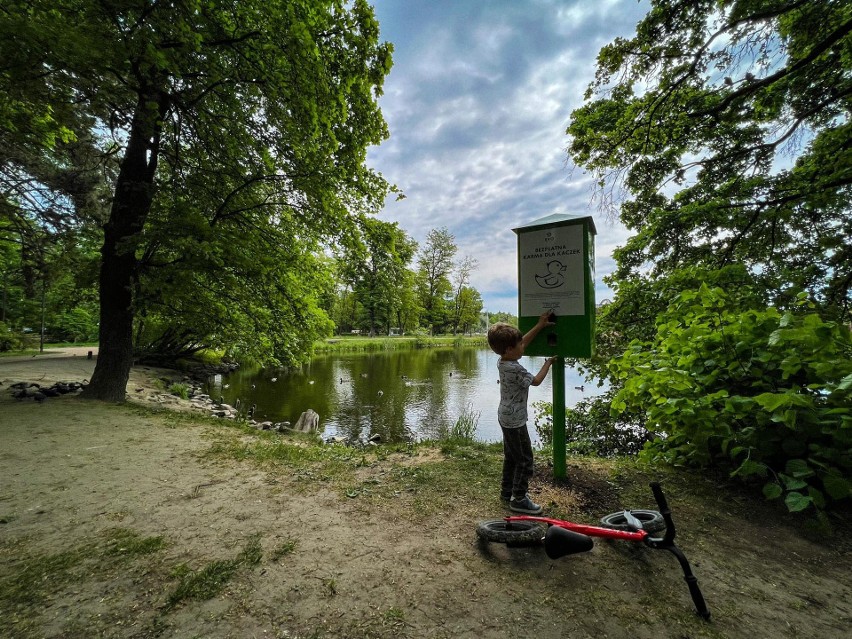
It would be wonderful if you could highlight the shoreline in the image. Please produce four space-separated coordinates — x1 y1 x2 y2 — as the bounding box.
1 347 198 412
0 347 289 429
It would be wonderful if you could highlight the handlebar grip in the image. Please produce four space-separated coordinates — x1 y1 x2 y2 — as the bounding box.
650 482 676 545
686 575 711 620
650 482 670 513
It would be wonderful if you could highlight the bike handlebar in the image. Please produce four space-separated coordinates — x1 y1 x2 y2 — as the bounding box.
649 482 676 546
648 482 711 620
650 482 668 511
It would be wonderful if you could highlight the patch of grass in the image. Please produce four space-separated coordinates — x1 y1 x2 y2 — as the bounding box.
164 534 262 610
44 341 98 349
168 382 190 399
0 349 40 358
125 403 225 429
436 403 480 453
101 527 167 557
204 433 359 487
174 348 225 367
382 606 406 626
210 425 503 519
346 605 410 636
166 559 236 608
313 335 486 353
270 538 298 560
0 528 167 632
1 547 83 608
343 442 503 518
324 577 338 596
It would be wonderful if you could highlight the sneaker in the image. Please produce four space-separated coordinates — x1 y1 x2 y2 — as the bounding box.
500 493 512 503
509 495 543 515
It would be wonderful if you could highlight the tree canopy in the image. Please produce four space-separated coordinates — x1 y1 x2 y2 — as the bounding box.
328 224 484 337
569 0 851 325
336 218 418 337
567 0 852 512
1 0 394 399
417 227 457 334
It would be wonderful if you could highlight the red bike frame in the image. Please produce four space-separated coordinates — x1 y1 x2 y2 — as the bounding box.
503 515 648 542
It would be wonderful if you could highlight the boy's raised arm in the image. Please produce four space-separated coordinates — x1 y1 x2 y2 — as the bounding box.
520 310 555 349
532 356 557 386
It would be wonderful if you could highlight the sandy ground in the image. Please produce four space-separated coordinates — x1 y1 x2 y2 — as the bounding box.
1 350 851 638
0 346 102 385
0 347 196 411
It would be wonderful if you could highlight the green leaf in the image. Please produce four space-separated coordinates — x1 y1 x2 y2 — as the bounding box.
730 459 766 478
729 445 747 459
808 487 826 510
762 482 783 499
822 475 852 500
784 491 812 512
754 393 789 412
779 473 807 491
785 459 814 478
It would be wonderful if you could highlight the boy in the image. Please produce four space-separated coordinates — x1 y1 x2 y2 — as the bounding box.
487 311 557 514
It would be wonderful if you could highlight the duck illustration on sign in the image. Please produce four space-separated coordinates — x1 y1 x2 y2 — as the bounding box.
535 260 567 289
516 222 585 317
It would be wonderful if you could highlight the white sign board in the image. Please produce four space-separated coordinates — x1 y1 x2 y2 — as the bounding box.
518 223 584 316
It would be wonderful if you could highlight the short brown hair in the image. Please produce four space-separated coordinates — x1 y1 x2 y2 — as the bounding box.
487 322 522 355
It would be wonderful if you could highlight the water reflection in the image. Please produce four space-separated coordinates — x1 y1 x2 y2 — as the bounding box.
207 348 602 444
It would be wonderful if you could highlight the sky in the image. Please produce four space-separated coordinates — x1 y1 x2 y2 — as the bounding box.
366 0 651 313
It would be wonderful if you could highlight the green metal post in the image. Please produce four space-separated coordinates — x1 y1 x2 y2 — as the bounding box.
552 356 566 479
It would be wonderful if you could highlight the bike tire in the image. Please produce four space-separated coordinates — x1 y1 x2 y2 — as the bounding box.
476 520 547 545
599 509 666 534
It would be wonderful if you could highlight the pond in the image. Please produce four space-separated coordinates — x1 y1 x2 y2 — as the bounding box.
207 348 604 445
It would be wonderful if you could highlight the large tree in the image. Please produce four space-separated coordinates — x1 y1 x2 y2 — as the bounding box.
453 285 483 335
569 0 852 354
338 219 417 336
1 0 393 399
416 227 457 334
449 255 479 334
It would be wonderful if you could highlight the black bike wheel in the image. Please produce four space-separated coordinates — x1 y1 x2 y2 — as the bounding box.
476 520 546 545
599 510 666 534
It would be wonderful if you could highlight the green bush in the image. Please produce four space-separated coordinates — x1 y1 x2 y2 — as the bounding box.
610 285 852 513
51 307 99 343
533 393 651 456
0 322 25 352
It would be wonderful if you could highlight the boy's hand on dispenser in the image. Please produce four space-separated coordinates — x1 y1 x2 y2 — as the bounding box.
538 310 556 327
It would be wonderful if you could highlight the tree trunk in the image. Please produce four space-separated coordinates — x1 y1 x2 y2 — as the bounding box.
368 305 376 337
81 222 139 400
81 91 164 401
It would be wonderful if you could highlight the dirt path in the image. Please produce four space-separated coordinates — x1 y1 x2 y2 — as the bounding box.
1 354 851 638
0 347 164 398
0 347 207 412
0 347 100 383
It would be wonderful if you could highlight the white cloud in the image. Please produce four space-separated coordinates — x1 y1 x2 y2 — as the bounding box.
368 0 650 311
